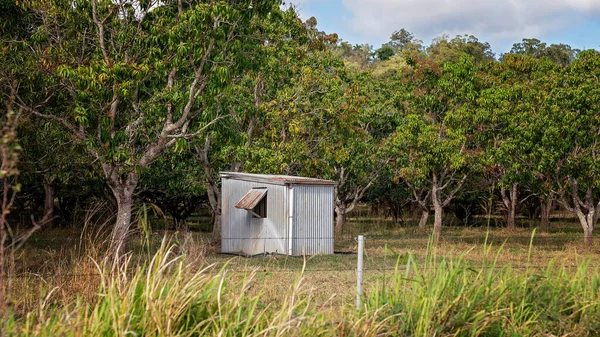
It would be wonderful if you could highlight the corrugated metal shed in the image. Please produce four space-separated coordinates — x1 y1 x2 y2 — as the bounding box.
220 172 335 256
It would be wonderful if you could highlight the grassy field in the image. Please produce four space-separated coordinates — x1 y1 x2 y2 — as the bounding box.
4 213 600 336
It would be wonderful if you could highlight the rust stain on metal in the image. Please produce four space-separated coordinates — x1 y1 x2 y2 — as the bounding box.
221 172 336 186
235 188 268 210
269 177 336 185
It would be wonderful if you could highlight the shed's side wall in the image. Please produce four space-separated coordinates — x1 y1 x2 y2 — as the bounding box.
292 185 334 255
221 178 288 255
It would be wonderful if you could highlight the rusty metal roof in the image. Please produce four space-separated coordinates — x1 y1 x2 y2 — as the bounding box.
235 188 268 210
221 172 336 186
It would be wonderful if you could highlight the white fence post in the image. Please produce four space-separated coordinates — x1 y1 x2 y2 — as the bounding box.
356 235 365 309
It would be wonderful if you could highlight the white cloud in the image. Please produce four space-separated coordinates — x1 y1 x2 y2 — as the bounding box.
340 0 600 50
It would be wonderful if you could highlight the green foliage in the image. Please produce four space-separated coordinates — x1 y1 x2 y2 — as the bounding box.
389 28 418 52
139 149 206 224
375 44 395 61
0 112 21 181
192 5 318 196
386 55 480 192
370 56 408 79
247 48 388 215
476 54 557 188
249 50 362 177
427 34 495 66
508 38 580 66
17 0 284 177
553 50 600 185
4 0 600 247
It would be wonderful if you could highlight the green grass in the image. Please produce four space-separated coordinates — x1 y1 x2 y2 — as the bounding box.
365 239 600 336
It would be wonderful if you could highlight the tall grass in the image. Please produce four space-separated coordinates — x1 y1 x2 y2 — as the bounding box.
5 233 600 336
4 237 348 337
365 237 600 336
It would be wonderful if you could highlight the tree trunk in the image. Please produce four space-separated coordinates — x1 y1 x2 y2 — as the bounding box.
501 183 518 230
42 178 55 222
584 227 593 248
197 136 222 245
211 209 222 242
563 186 598 250
540 198 553 228
335 206 347 236
208 183 222 244
431 180 443 242
581 210 596 249
106 172 138 257
205 174 222 244
507 205 516 230
418 209 429 230
433 201 443 242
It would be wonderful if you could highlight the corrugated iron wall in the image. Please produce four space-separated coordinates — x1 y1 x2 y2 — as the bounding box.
221 179 288 255
222 178 334 256
292 184 334 255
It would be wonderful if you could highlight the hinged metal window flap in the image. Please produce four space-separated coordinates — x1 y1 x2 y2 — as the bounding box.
235 188 268 217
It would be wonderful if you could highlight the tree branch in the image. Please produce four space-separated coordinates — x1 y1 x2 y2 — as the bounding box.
442 174 466 207
168 38 215 133
91 0 112 66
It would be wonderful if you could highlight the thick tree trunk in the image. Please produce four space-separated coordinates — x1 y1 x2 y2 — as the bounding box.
560 183 599 249
501 183 518 230
335 207 347 236
112 192 133 256
418 209 429 230
42 178 55 222
506 206 516 230
540 198 553 228
584 227 593 248
579 210 596 249
106 172 138 257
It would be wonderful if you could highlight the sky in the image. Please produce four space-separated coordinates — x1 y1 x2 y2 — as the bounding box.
284 0 600 54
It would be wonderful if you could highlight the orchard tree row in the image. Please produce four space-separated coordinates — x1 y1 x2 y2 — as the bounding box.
1 0 599 254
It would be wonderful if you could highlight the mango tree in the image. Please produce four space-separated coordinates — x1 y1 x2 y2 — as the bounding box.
18 0 281 255
187 7 317 243
476 55 559 229
551 50 600 247
387 55 480 241
427 35 495 66
508 38 579 66
330 70 395 235
247 51 387 235
516 57 563 228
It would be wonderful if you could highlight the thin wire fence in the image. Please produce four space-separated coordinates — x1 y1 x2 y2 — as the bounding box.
3 234 586 280
24 235 581 242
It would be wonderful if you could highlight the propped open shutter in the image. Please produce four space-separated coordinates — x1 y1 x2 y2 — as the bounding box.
235 188 268 217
